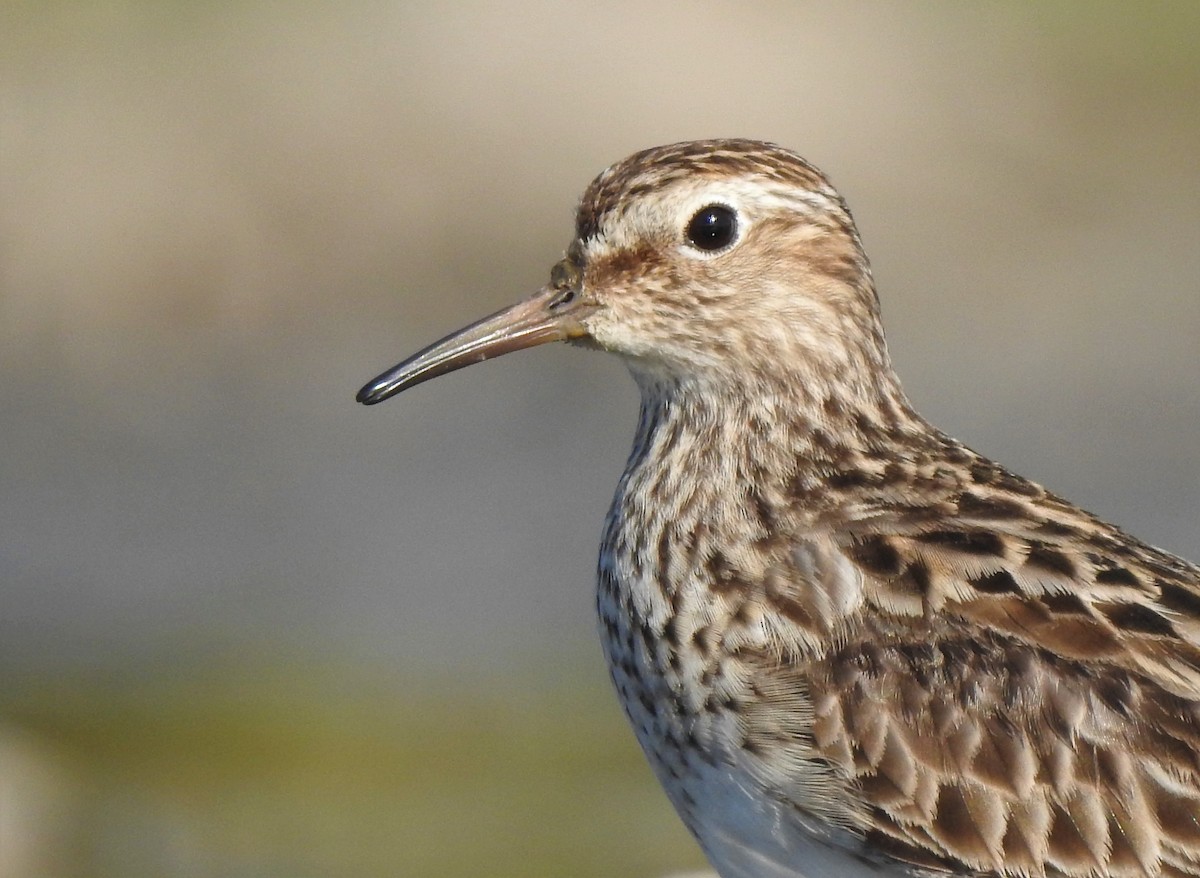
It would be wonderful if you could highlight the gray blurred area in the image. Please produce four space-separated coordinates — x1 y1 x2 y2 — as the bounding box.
1 3 1197 877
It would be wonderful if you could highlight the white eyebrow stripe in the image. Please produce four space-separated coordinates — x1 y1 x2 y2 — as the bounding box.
587 177 845 254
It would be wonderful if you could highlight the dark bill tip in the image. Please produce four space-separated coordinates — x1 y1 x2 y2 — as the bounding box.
356 286 591 406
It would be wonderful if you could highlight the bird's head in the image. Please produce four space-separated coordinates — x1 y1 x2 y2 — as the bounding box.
358 139 895 408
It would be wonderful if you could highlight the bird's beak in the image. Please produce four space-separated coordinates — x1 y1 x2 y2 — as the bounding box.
356 283 593 405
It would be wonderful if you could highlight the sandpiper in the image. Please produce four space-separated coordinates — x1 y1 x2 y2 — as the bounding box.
358 140 1200 877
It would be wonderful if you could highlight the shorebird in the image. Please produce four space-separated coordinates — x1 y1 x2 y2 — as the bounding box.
357 140 1200 877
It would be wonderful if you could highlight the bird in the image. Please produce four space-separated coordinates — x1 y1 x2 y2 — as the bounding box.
357 140 1200 878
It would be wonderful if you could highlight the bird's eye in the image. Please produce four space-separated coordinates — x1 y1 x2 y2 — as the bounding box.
685 204 738 252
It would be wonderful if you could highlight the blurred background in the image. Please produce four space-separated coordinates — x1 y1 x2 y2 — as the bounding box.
1 2 1197 876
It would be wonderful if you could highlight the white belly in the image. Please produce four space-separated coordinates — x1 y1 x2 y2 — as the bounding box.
641 732 915 878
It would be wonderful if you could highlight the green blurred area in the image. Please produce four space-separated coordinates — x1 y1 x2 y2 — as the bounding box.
2 659 703 877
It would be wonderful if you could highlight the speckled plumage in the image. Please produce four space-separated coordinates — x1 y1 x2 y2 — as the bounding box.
358 140 1200 877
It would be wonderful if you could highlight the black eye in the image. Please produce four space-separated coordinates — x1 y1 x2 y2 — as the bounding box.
685 204 738 252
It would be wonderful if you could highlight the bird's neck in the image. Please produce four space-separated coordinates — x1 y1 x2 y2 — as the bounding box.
598 367 911 656
623 366 927 507
606 362 963 574
598 364 961 647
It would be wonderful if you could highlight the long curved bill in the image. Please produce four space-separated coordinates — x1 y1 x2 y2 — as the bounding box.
356 285 593 405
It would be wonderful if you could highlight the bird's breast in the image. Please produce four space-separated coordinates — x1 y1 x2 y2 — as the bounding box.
596 501 883 877
595 429 869 842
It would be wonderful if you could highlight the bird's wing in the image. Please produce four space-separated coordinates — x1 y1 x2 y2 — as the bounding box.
803 477 1200 877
